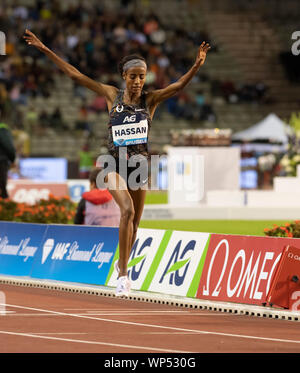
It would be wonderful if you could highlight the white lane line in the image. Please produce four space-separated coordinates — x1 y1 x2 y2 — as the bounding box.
64 308 192 312
2 313 68 317
30 332 88 335
146 332 200 335
82 310 237 315
85 310 195 314
1 312 229 317
0 330 189 353
1 302 300 346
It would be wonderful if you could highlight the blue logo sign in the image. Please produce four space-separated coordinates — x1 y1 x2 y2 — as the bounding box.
69 184 87 203
0 222 47 276
31 224 119 285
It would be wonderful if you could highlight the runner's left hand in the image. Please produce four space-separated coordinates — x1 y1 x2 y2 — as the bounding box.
195 41 211 67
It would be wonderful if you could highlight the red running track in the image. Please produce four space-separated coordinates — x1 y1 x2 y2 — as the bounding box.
0 283 300 353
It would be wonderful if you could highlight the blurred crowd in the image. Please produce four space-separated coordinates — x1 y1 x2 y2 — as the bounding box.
0 0 270 138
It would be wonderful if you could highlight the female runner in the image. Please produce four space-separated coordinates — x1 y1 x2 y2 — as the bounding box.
23 29 210 296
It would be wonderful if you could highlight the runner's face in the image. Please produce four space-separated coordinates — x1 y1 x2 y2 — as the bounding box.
123 66 147 94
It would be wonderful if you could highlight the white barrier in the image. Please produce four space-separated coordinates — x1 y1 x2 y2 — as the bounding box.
142 204 300 220
206 190 246 207
167 147 240 205
274 177 300 193
247 191 300 207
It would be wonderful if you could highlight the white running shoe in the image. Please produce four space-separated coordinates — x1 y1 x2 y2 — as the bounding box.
115 276 131 297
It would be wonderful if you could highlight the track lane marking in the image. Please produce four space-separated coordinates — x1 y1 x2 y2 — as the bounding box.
2 311 235 316
0 330 190 353
64 308 176 311
1 302 300 346
30 332 88 335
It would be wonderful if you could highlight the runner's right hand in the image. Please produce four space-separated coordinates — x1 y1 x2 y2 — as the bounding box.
23 29 46 51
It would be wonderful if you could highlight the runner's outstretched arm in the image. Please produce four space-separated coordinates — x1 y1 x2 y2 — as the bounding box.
23 29 117 102
149 41 211 106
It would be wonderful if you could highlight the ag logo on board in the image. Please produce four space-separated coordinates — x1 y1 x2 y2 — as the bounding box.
127 236 152 281
106 229 166 290
149 231 210 297
159 239 196 286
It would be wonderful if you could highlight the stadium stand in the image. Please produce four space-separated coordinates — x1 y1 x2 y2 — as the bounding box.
0 0 299 173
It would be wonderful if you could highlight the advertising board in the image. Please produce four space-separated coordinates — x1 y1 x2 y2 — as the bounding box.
197 234 300 305
0 222 47 276
30 225 119 285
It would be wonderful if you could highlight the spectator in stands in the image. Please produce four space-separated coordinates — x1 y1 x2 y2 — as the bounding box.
9 82 27 105
194 89 206 118
0 83 8 113
50 107 68 131
0 112 16 198
174 91 194 120
78 142 94 179
74 167 120 226
38 109 51 132
75 104 92 134
3 1 220 129
24 105 38 134
12 123 30 158
195 89 205 107
255 82 267 103
24 74 38 98
88 95 107 114
37 73 51 98
221 79 237 103
199 102 217 123
1 0 225 144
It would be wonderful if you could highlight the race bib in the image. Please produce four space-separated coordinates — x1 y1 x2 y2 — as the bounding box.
111 113 148 146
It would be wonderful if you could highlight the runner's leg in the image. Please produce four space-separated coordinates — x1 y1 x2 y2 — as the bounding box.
128 188 147 250
105 172 134 277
